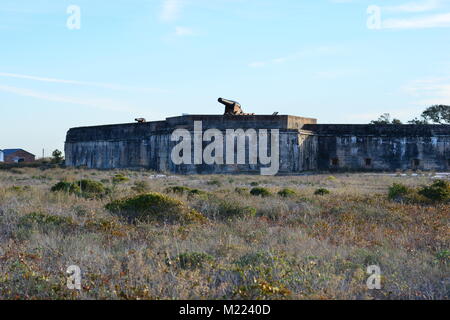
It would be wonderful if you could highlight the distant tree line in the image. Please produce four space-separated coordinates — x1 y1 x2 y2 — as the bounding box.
370 105 450 125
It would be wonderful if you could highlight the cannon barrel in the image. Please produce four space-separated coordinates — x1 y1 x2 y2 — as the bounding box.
218 97 240 107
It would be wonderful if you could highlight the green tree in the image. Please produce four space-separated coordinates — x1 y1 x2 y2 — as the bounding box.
407 117 429 125
51 149 64 164
421 105 450 124
370 113 402 125
407 105 449 124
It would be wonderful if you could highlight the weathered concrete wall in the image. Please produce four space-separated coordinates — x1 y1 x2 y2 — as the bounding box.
65 117 450 173
65 115 318 174
303 124 450 171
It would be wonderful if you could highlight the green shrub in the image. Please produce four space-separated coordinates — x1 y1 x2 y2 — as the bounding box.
131 181 151 193
314 188 330 196
234 187 249 195
435 250 449 265
278 188 296 198
171 252 214 270
112 173 129 184
76 179 106 199
51 181 80 194
51 179 105 199
217 200 257 219
250 182 259 187
388 183 411 200
18 212 76 232
234 251 275 268
165 186 192 195
105 192 205 224
418 180 450 202
250 187 271 197
165 186 207 198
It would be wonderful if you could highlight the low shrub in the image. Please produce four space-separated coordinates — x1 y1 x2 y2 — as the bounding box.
234 187 249 195
170 252 214 270
387 180 449 203
217 200 257 219
314 188 330 196
51 179 106 199
278 188 296 198
18 212 76 234
76 179 106 199
250 187 271 197
131 181 151 193
234 251 275 268
165 186 192 195
51 181 80 194
165 186 207 198
435 250 449 265
112 173 129 184
418 180 450 202
250 182 259 186
105 192 205 224
388 183 411 201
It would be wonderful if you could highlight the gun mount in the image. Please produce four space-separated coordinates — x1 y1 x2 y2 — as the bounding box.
218 98 255 115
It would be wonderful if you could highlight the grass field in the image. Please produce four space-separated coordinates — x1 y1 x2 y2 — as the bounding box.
0 167 448 300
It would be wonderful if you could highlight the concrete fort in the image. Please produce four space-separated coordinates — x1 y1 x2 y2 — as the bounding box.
65 114 450 174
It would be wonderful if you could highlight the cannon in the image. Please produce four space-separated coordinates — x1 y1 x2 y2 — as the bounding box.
135 118 146 123
218 98 254 115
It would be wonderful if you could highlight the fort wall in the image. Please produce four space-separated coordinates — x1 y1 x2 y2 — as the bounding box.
303 124 450 171
65 116 450 173
65 115 318 174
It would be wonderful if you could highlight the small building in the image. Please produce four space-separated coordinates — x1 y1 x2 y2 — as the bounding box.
1 149 35 163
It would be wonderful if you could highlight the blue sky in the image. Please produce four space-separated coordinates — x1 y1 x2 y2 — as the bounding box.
1 0 450 157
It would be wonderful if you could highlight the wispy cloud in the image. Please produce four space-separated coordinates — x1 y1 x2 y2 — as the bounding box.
160 0 184 22
0 84 139 112
384 0 441 13
403 77 450 105
248 46 344 68
377 0 450 29
0 72 164 93
382 12 450 28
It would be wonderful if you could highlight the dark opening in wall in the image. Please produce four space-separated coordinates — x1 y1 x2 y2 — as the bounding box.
412 159 420 167
365 158 372 166
331 158 339 166
448 159 450 166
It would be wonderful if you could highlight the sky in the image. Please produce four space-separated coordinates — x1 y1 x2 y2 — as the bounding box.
1 0 450 157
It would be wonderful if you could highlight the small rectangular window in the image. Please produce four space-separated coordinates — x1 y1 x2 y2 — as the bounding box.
331 158 339 166
365 158 372 166
412 159 420 167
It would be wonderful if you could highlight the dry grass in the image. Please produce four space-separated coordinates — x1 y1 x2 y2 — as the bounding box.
0 167 448 300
